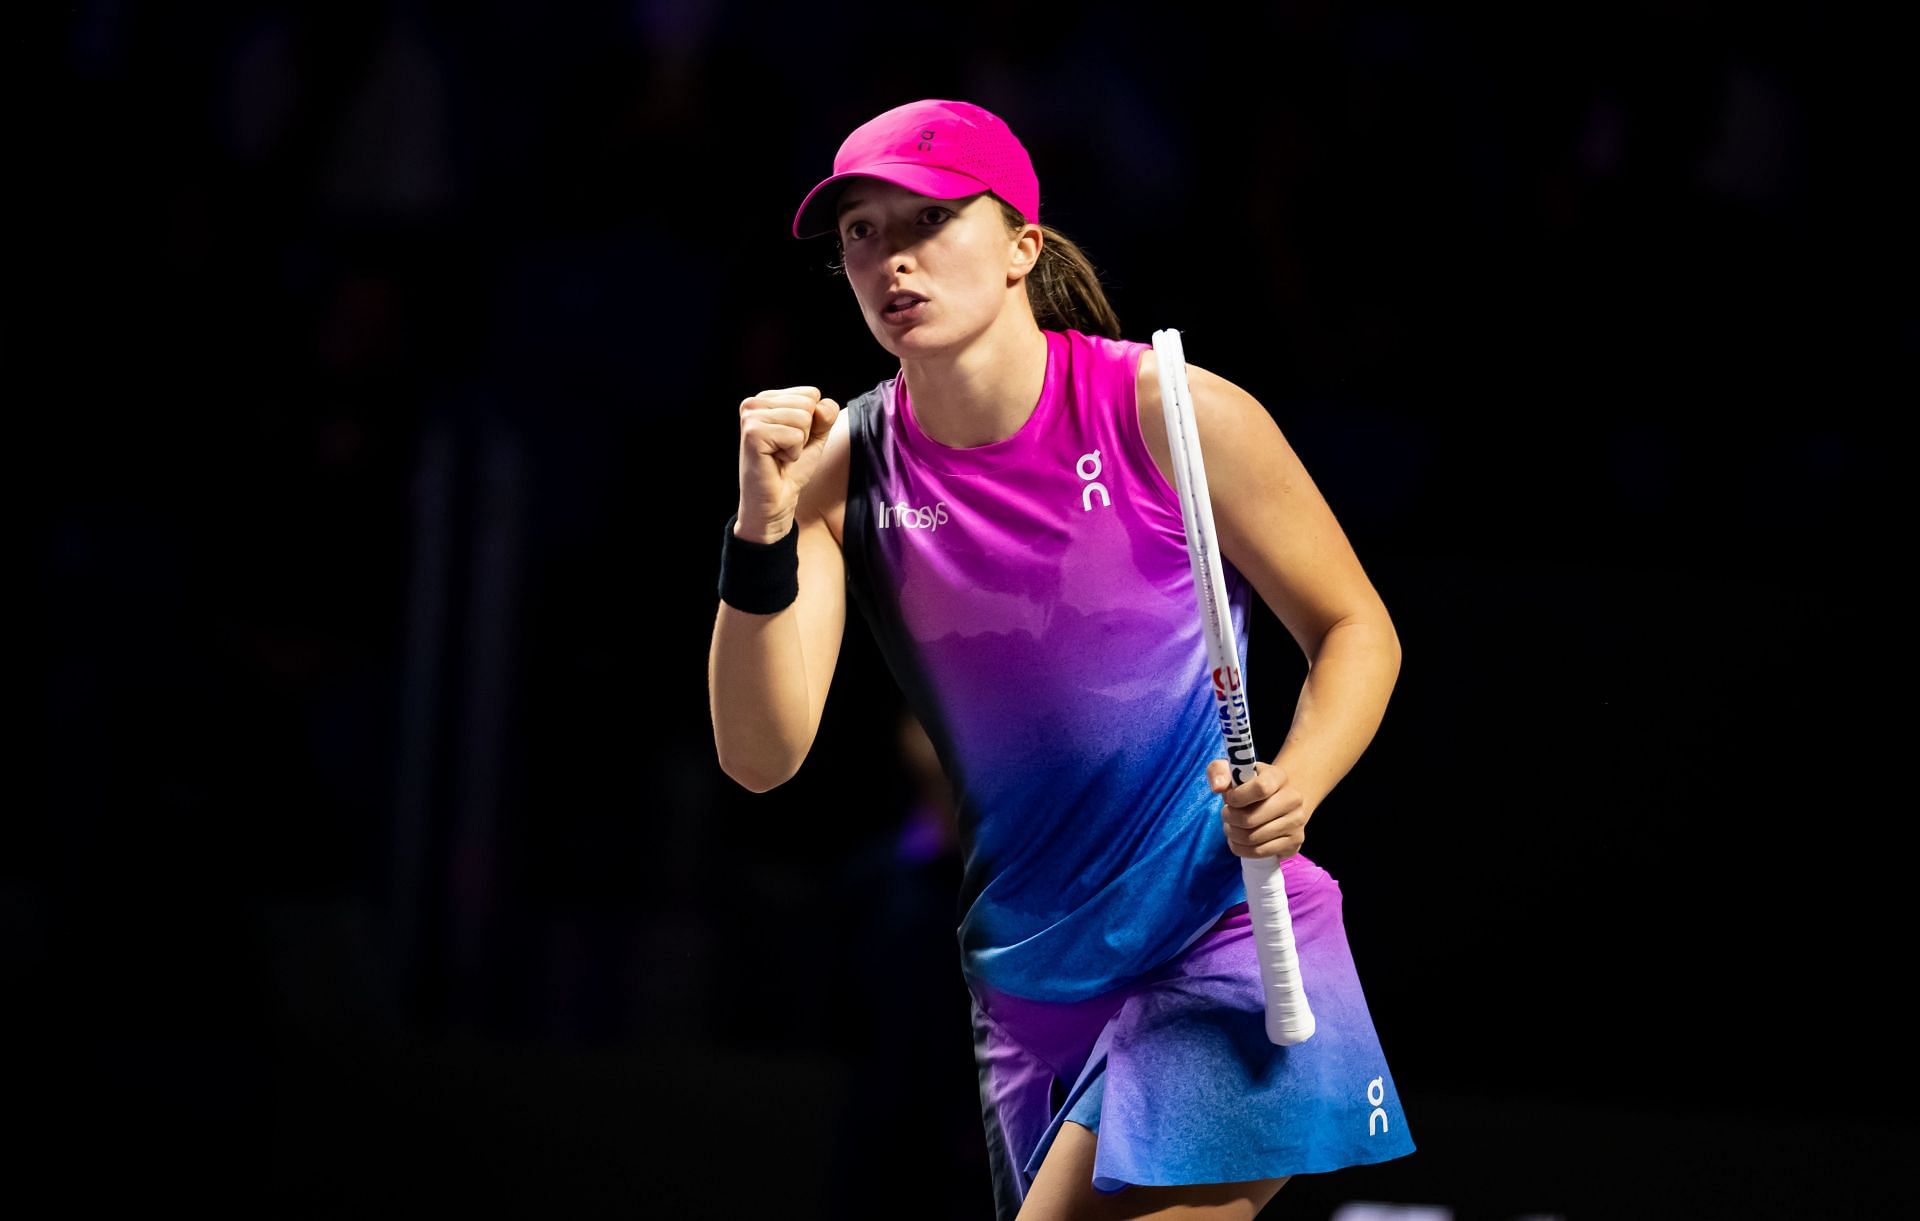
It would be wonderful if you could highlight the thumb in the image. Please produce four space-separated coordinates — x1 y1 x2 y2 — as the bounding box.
811 397 839 443
1208 759 1229 792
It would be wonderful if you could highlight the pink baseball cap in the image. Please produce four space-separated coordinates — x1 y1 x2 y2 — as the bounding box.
791 99 1040 240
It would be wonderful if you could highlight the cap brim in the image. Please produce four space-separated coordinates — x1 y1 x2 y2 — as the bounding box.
791 163 995 239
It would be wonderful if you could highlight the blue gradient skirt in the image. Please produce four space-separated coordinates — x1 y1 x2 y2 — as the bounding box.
965 852 1416 1219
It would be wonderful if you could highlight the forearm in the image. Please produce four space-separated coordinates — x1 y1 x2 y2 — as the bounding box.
1270 619 1403 819
709 600 811 792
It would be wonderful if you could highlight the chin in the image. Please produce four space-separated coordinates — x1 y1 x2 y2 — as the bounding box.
873 320 938 351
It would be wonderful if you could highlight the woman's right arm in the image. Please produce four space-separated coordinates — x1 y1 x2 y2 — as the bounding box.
709 388 849 792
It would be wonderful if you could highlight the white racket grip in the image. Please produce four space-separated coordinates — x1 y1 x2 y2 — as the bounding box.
1153 327 1317 1047
1245 855 1316 1044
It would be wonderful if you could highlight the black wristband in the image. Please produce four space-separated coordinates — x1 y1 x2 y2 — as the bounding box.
719 511 799 614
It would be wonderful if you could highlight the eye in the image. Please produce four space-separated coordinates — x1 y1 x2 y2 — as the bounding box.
842 208 950 242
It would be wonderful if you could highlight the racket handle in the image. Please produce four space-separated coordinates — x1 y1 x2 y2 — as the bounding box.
1244 855 1316 1044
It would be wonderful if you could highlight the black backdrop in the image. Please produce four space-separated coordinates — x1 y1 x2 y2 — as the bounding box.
20 2 1912 1217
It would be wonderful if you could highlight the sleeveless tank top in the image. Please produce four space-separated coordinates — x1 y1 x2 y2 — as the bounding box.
842 326 1253 1002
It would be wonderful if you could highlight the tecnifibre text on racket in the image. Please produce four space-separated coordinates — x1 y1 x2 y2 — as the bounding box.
1153 328 1316 1047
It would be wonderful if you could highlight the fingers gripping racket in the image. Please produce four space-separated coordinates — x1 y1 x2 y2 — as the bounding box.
1153 328 1316 1047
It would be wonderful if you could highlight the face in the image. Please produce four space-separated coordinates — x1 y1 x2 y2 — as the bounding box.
833 178 1039 351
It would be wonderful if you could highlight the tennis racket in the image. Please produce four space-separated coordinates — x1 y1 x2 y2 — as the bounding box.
1153 327 1316 1047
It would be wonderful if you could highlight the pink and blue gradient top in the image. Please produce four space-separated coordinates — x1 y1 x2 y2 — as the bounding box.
843 327 1255 1002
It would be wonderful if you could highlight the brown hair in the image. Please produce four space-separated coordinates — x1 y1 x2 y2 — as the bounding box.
826 192 1124 339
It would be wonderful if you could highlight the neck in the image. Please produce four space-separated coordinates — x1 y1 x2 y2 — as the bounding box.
901 312 1050 448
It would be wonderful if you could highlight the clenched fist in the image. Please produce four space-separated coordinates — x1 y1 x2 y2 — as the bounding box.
736 386 839 543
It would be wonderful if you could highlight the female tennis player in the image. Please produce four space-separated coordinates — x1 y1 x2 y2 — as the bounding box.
709 98 1416 1220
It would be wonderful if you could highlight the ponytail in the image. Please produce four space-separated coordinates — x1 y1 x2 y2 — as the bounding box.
994 198 1122 339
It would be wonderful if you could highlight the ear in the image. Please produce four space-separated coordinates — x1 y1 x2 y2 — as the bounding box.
1008 224 1043 284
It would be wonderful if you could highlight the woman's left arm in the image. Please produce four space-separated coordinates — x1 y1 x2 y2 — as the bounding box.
1138 354 1403 844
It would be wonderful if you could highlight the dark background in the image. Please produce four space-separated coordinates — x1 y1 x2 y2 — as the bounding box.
18 2 1913 1217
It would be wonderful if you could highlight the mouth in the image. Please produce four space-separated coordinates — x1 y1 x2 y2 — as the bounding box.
885 293 928 313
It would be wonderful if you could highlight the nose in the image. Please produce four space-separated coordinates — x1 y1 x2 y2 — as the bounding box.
877 246 914 285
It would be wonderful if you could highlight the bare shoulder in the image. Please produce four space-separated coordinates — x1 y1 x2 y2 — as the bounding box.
1134 346 1267 481
1136 345 1397 655
796 397 853 549
1136 346 1249 493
